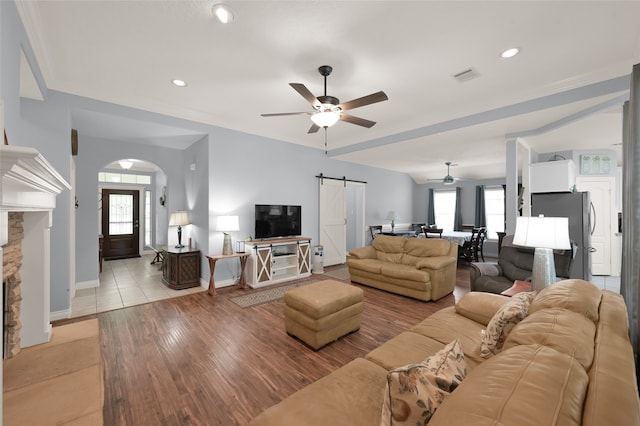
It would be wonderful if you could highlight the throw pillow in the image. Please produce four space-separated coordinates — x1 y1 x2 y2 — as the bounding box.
380 338 467 426
500 280 532 297
480 291 536 358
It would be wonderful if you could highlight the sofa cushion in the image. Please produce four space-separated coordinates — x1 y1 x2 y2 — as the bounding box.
410 307 486 366
248 358 388 426
372 235 405 263
503 307 596 370
529 279 602 323
365 331 446 371
380 263 429 282
380 339 467 426
402 238 452 266
480 291 536 358
455 292 509 326
428 344 589 426
346 258 384 274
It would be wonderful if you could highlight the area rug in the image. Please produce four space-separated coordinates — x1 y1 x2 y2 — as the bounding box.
3 318 104 426
231 281 314 308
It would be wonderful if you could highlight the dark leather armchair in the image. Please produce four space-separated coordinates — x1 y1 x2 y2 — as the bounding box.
469 235 573 294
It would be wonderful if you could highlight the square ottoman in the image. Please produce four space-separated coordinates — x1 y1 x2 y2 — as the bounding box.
284 280 364 350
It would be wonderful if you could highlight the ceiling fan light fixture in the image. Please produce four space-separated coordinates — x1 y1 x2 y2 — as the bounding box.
212 3 235 24
311 111 340 128
443 176 455 185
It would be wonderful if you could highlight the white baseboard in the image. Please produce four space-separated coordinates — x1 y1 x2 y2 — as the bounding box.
76 279 100 290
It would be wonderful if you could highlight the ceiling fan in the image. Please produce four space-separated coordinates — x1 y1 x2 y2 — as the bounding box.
261 65 388 134
429 162 474 185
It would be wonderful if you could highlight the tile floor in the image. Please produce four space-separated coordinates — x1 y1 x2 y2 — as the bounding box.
71 254 205 318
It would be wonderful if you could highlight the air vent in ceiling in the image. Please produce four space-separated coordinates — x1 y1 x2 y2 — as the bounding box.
453 68 480 83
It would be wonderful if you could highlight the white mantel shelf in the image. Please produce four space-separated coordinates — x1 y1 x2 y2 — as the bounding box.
1 145 71 212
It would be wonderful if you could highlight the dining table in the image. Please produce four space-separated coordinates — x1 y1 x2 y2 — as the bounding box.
440 231 473 246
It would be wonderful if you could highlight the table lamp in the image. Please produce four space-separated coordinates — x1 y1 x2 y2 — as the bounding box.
513 215 571 292
386 211 397 233
169 211 190 248
217 215 239 255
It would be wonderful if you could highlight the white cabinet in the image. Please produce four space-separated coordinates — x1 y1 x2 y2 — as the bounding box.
245 237 311 288
530 160 576 193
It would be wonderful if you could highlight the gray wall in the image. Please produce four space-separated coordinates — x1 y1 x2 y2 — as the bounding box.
1 0 417 311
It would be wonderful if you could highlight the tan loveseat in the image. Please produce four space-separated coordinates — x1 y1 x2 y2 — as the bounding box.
250 279 640 426
347 235 458 301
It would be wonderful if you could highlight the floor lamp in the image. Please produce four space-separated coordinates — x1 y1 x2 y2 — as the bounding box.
169 211 190 248
217 215 239 255
513 215 571 292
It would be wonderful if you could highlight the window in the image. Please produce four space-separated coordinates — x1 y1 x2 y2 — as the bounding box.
484 186 505 240
108 194 134 235
98 172 151 185
145 190 152 247
434 190 456 232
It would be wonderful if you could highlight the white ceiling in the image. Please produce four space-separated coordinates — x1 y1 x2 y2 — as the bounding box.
16 1 640 183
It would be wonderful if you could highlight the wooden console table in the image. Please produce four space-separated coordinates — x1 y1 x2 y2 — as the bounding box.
206 252 250 297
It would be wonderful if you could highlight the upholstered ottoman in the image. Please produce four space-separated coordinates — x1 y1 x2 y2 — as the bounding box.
284 280 364 350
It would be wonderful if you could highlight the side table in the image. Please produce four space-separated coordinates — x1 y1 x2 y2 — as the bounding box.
206 252 250 296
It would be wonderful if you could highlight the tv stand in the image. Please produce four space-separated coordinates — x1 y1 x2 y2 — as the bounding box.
245 237 311 288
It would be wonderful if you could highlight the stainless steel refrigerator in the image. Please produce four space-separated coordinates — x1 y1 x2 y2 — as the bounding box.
531 192 593 281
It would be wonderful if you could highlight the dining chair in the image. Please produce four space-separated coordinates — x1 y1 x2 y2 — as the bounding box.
411 223 426 236
472 227 487 262
421 225 443 238
369 225 383 241
458 227 479 263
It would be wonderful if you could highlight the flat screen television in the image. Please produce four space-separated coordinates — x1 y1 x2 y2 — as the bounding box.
255 204 302 239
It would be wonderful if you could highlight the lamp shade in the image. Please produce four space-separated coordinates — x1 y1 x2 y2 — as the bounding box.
169 211 190 227
310 111 340 128
216 215 239 232
513 216 570 250
386 211 398 221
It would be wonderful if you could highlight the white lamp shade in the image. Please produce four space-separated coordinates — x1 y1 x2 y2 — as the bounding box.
386 211 398 221
169 211 190 227
310 111 340 128
513 216 571 250
216 215 239 232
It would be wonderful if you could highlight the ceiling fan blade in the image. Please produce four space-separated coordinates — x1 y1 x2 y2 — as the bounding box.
261 112 310 117
308 123 320 134
340 114 376 128
290 83 321 109
339 91 388 111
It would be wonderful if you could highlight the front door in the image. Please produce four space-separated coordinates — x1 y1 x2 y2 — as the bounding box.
101 189 140 260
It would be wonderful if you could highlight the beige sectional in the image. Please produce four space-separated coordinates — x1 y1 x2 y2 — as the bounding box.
250 279 640 426
347 235 458 301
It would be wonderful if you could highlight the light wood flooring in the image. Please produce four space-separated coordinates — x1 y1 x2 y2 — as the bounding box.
56 263 472 425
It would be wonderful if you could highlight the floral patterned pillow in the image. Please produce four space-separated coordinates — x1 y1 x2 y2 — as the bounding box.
480 291 536 358
380 338 467 426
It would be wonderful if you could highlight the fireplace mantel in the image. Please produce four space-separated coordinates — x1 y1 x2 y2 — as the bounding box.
1 144 70 348
1 145 70 214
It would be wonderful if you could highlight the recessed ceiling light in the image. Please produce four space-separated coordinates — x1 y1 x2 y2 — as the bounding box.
212 3 235 24
172 79 187 87
500 47 520 59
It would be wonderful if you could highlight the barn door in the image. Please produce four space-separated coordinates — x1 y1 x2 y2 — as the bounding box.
319 179 347 266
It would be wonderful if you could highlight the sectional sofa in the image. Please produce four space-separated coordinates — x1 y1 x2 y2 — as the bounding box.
346 235 458 301
250 279 640 425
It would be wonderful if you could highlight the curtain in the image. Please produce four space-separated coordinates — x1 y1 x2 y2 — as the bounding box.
453 187 463 231
475 185 487 227
427 189 435 225
621 62 640 382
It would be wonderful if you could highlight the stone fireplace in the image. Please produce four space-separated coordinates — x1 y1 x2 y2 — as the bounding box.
1 145 70 358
